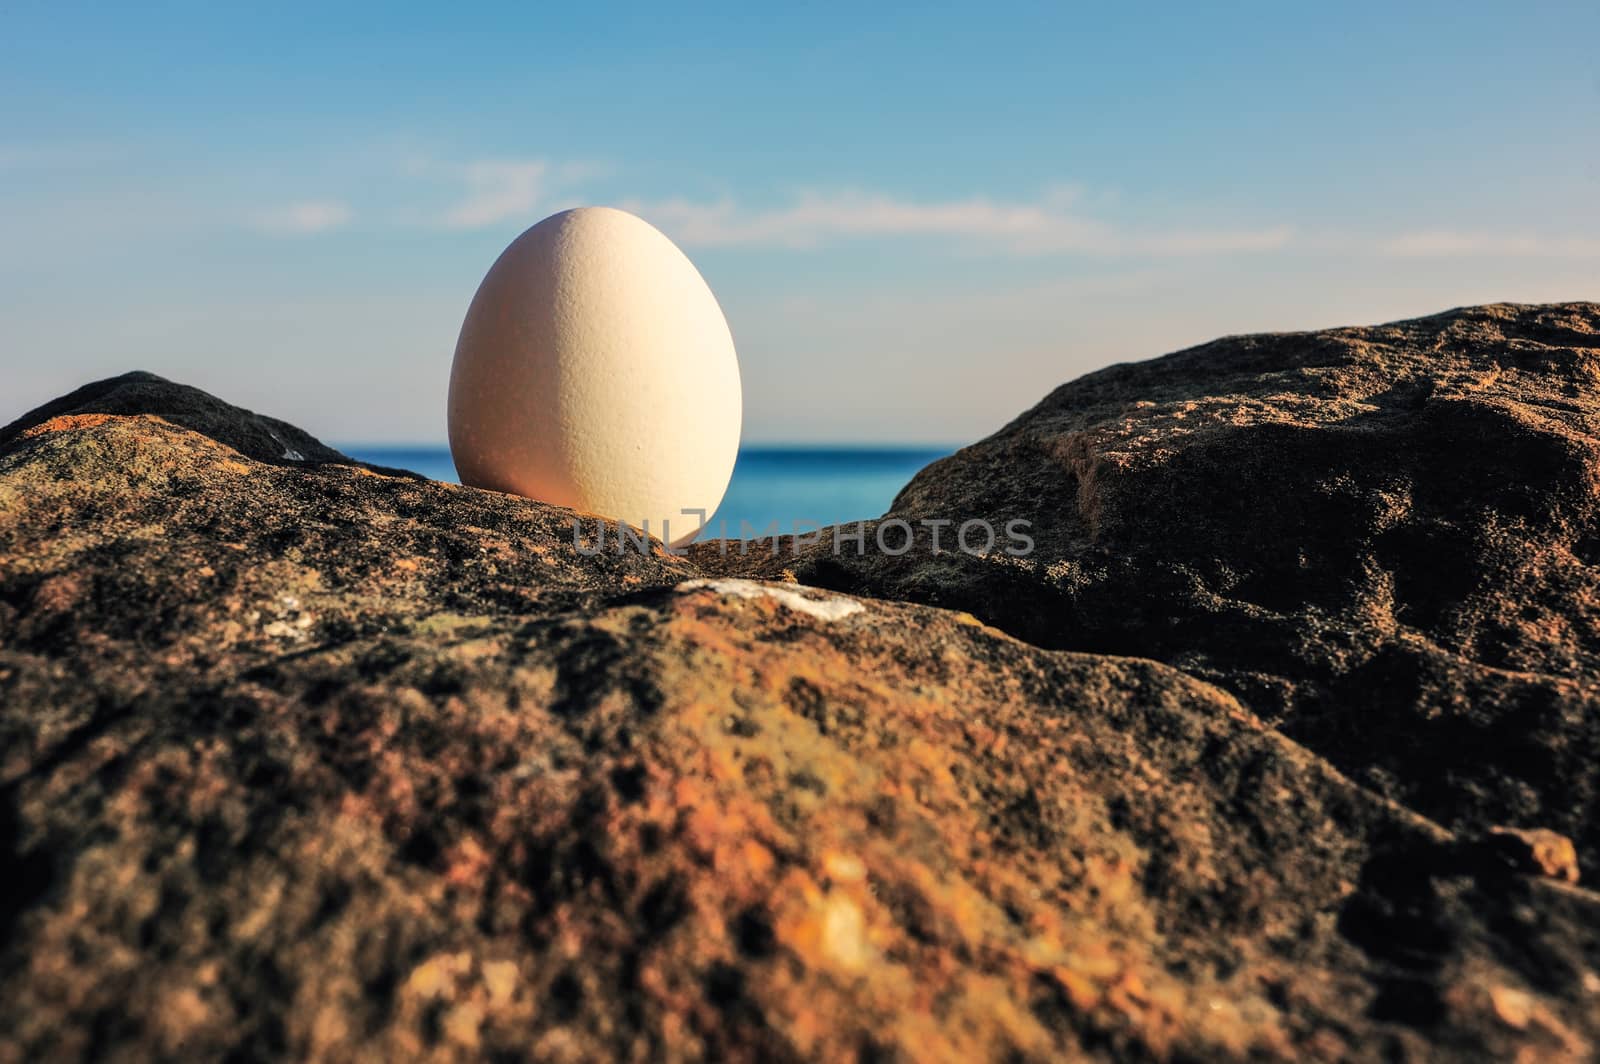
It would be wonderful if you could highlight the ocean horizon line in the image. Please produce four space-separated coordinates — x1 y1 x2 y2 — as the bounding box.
333 442 963 454
339 443 955 535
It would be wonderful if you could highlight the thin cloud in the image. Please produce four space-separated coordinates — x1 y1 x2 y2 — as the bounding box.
626 191 1294 256
255 201 352 235
0 141 123 171
1380 230 1600 258
443 160 548 229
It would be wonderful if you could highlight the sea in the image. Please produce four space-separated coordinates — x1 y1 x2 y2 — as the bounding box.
340 445 954 539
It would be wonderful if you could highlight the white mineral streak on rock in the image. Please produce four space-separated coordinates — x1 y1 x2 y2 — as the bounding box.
675 578 865 622
267 429 305 461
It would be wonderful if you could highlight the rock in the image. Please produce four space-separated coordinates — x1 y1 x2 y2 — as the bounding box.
0 371 361 468
721 303 1600 885
0 392 695 649
1490 984 1535 1030
3 310 1600 1061
1484 827 1581 884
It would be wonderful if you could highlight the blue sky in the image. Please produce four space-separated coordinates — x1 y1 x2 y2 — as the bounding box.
3 2 1597 443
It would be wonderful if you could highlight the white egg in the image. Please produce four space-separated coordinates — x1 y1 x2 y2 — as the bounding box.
448 207 742 547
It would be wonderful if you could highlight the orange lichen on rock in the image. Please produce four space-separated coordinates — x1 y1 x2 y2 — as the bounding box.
18 411 120 437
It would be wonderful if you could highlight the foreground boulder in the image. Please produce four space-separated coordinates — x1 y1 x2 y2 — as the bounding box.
2 307 1599 1061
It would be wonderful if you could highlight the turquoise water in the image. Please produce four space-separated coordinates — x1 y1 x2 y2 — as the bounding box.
340 445 953 539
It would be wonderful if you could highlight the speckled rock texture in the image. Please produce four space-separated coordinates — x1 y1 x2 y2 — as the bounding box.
3 305 1599 1062
717 302 1600 878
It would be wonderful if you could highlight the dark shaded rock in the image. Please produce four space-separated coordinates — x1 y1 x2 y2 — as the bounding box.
4 309 1600 1061
716 303 1600 887
1 370 385 470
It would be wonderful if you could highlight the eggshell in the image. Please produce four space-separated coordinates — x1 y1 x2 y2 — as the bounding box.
448 207 742 546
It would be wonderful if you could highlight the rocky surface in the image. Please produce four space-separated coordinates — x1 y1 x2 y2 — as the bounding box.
3 306 1599 1061
720 302 1600 879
